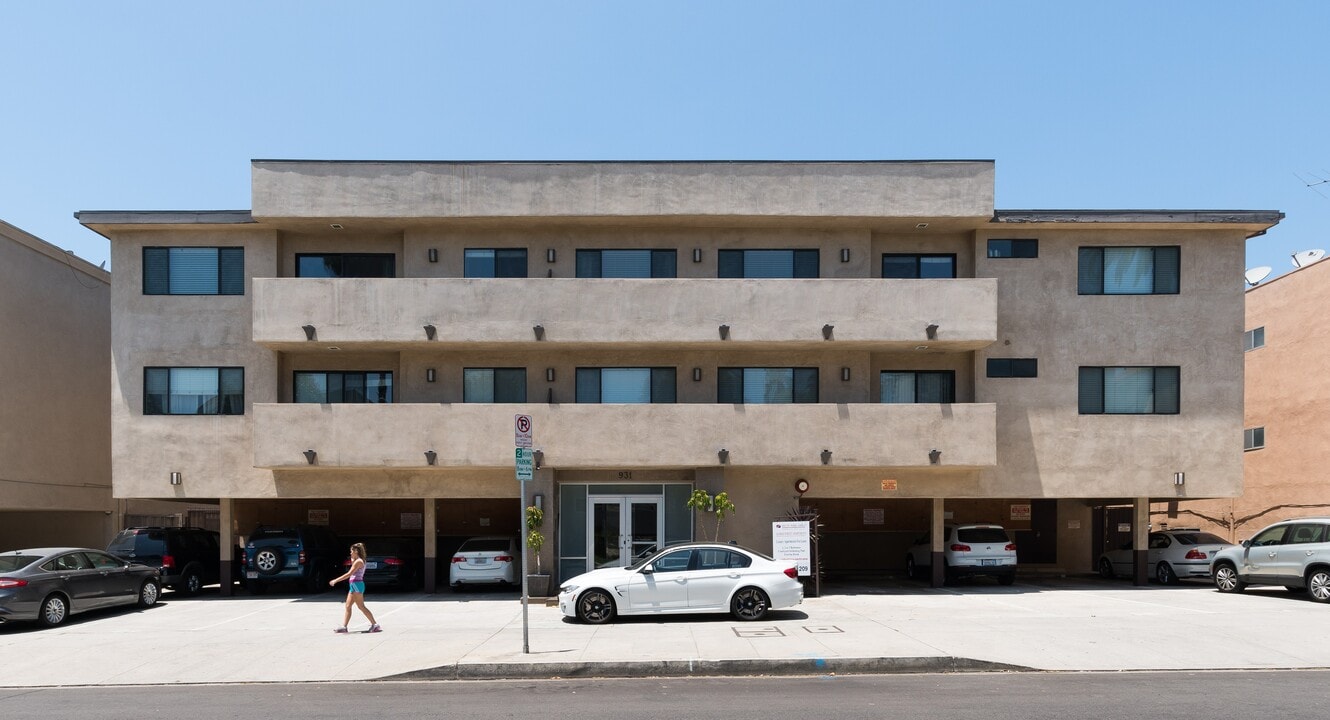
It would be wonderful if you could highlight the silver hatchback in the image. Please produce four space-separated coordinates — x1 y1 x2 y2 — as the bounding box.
1210 517 1330 602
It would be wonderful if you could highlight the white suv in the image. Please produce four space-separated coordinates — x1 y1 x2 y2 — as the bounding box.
1210 517 1330 602
906 524 1017 585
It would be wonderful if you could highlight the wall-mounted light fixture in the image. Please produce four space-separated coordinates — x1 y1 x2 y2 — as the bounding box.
692 248 702 263
1174 472 1186 486
546 248 556 263
302 324 316 341
424 324 437 341
427 248 438 263
426 368 436 383
169 471 182 486
425 450 437 466
926 323 939 340
841 367 851 381
533 493 544 511
840 248 850 263
533 324 545 340
929 449 942 465
692 367 702 382
821 449 832 465
545 368 556 382
719 324 730 340
718 448 729 464
822 324 834 340
533 449 544 470
303 450 317 465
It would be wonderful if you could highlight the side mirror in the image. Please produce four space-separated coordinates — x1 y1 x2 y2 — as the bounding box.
640 564 654 575
1241 539 1251 548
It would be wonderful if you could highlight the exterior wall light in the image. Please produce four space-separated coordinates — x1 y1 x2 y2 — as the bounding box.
424 324 437 340
426 368 436 383
427 248 438 263
546 248 556 263
929 449 942 465
719 324 730 340
546 368 556 382
841 367 851 381
533 324 545 341
692 248 703 263
926 323 939 340
1174 472 1185 486
692 367 702 382
425 450 437 466
170 472 182 486
822 324 834 340
840 248 850 263
533 449 544 469
302 324 316 341
303 450 317 465
821 449 832 465
718 448 729 464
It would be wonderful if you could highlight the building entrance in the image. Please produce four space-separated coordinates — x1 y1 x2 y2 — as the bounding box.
588 495 662 569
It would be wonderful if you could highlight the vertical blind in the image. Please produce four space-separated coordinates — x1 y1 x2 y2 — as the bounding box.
143 247 244 295
1079 366 1179 414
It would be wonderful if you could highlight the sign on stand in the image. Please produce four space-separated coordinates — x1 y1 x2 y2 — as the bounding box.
772 520 812 577
514 414 534 654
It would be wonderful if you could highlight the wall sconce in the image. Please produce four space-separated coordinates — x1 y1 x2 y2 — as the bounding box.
1174 472 1186 486
533 493 544 511
427 248 438 263
692 248 703 263
303 450 317 465
533 449 544 469
719 324 730 340
718 448 729 464
840 248 850 263
302 324 316 341
929 449 942 465
926 324 939 340
821 449 832 465
822 324 834 340
426 368 436 383
546 248 556 263
692 367 702 382
425 450 437 466
533 324 545 340
546 368 556 382
169 472 182 486
424 324 437 341
841 367 851 381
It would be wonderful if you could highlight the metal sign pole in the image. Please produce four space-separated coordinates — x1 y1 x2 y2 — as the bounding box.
521 478 529 654
514 414 534 655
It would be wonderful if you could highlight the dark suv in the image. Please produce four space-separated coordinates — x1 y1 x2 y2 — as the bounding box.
245 525 343 593
108 527 224 595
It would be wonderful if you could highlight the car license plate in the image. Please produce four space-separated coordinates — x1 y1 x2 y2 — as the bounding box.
246 571 258 579
981 559 997 566
365 562 378 569
473 558 489 565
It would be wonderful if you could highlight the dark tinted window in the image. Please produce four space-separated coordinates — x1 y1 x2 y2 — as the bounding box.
956 527 1010 544
108 530 167 557
718 249 819 278
986 358 1038 378
1173 532 1228 546
987 239 1039 258
883 254 956 279
296 253 395 278
0 555 39 572
653 550 693 572
144 247 245 295
718 368 819 404
464 249 528 278
457 538 511 553
1078 246 1179 295
576 249 677 278
144 367 245 415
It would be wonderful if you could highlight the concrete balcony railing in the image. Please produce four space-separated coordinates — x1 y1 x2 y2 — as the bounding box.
252 278 997 350
251 402 997 470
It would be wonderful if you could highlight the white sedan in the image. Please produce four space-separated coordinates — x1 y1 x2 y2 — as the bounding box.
1098 529 1234 584
558 543 804 624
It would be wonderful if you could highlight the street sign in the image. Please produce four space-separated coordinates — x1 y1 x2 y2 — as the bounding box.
514 414 533 449
515 447 534 482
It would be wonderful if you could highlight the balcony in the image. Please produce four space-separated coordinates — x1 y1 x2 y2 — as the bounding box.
252 402 997 470
252 278 997 350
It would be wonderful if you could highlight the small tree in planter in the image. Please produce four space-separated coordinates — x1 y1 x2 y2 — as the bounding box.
686 490 736 542
525 505 550 596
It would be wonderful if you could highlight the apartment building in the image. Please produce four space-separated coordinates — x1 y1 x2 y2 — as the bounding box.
77 161 1281 591
0 220 112 549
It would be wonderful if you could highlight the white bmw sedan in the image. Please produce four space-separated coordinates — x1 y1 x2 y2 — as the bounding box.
558 543 804 624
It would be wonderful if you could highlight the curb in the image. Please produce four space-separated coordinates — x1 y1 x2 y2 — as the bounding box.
382 656 1032 681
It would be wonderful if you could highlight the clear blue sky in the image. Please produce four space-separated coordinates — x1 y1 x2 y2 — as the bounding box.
3 3 1327 280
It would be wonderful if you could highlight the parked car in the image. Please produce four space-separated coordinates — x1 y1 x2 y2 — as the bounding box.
0 548 160 627
1211 517 1330 602
1097 529 1234 584
244 525 343 593
558 542 804 624
449 536 519 591
351 538 424 591
107 526 229 595
905 524 1017 585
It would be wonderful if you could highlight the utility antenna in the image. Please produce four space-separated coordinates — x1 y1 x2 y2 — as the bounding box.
1295 171 1330 199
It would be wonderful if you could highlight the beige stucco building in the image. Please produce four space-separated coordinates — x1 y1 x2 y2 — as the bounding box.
0 220 113 549
77 160 1282 591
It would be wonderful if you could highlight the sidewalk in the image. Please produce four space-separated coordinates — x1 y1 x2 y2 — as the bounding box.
2 577 1328 687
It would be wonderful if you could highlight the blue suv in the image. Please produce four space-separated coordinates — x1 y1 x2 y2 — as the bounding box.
244 525 343 594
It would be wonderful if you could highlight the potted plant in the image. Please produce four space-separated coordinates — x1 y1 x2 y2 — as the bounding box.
525 505 550 597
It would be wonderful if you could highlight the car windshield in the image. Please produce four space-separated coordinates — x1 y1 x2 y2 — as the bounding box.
1173 532 1228 545
458 539 510 553
0 555 39 572
957 527 1010 543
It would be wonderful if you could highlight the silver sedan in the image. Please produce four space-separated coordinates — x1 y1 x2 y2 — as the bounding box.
1098 530 1234 584
0 547 161 627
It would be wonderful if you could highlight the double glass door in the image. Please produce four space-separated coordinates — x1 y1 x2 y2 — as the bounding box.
589 496 662 569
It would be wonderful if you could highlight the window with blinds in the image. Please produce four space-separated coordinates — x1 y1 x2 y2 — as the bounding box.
880 371 955 403
293 371 393 404
717 368 819 404
1078 366 1179 414
463 368 527 403
575 250 676 278
143 247 244 295
1078 247 1180 295
464 249 528 278
575 368 676 403
717 250 819 278
143 367 244 415
882 254 957 279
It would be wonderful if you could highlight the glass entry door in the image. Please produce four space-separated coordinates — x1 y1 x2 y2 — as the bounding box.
588 496 663 570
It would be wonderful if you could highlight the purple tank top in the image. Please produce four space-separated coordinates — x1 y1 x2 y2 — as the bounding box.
349 560 365 583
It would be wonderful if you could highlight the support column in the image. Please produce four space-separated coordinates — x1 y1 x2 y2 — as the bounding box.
423 498 437 593
931 497 946 588
219 498 234 597
1133 497 1150 586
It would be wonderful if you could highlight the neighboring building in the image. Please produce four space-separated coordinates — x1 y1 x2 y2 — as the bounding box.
0 220 113 549
77 160 1282 591
1167 256 1330 541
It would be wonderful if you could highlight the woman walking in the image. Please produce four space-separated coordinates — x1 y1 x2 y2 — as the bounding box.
330 542 381 633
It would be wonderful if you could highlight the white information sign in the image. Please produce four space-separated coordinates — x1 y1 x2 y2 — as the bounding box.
514 414 533 449
772 520 812 577
515 447 534 482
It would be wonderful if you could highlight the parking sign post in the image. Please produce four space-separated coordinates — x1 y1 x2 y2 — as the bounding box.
515 415 533 654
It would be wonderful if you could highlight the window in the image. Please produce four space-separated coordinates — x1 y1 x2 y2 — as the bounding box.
464 249 528 278
880 371 955 403
1244 327 1265 351
463 368 527 403
144 367 244 415
576 250 676 278
295 253 394 278
1288 524 1326 545
576 368 676 403
718 249 819 278
1078 246 1180 295
987 239 1039 258
1078 366 1179 414
696 548 752 570
293 371 393 403
1244 427 1265 451
882 253 956 279
652 549 693 573
143 247 244 295
986 358 1038 378
717 368 819 404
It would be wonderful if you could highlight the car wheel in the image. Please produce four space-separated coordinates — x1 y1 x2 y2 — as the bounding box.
1098 558 1115 580
182 568 203 595
904 555 917 580
731 586 770 621
38 594 68 627
254 548 284 576
575 589 616 624
138 580 160 608
998 573 1016 586
1213 563 1246 593
1155 562 1178 586
1307 569 1330 603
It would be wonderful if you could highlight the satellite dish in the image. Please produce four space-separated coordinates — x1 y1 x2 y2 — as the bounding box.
1245 266 1272 286
1291 249 1326 268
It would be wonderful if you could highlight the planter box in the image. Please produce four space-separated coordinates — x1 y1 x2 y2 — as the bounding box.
526 574 551 598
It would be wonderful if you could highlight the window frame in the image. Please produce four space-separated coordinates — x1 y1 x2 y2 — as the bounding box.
575 249 677 278
881 253 958 279
716 367 820 404
1244 426 1265 451
987 239 1039 259
142 247 245 296
463 248 528 278
879 370 957 404
1077 246 1180 295
1078 365 1180 415
1244 327 1265 352
292 370 394 404
462 367 528 403
574 367 677 404
717 249 820 278
143 366 245 416
986 358 1039 378
294 253 396 279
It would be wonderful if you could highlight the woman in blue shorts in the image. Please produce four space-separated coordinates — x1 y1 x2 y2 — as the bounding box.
330 542 381 633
